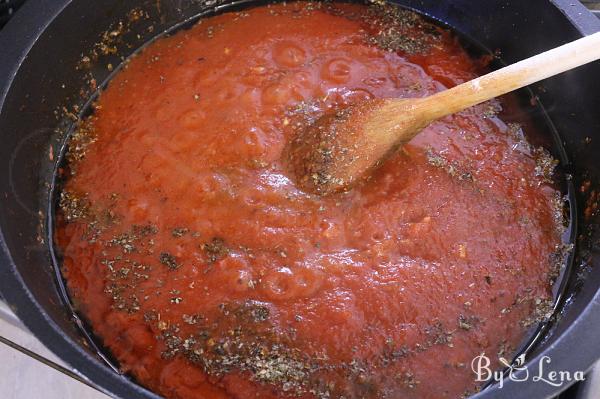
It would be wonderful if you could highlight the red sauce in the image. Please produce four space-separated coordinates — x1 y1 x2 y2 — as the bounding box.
56 2 564 398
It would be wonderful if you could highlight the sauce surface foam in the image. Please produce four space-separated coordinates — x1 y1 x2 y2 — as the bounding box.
57 2 563 398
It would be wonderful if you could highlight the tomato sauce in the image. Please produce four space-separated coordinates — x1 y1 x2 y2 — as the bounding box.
56 2 565 398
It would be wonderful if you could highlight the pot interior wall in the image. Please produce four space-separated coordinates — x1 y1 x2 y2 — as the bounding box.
0 1 599 398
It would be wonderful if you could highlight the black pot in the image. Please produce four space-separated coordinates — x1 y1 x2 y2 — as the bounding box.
1 1 600 398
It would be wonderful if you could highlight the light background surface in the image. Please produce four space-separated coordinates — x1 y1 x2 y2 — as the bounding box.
0 302 108 399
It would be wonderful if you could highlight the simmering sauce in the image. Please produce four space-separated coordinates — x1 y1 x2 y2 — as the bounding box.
56 2 565 398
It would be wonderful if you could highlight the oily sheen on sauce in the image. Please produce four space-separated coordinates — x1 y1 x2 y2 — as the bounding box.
56 2 564 398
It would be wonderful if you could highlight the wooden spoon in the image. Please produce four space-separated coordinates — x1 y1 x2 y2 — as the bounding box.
287 32 600 196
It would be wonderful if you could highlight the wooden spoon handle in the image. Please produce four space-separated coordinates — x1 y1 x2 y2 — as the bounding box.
420 31 600 120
